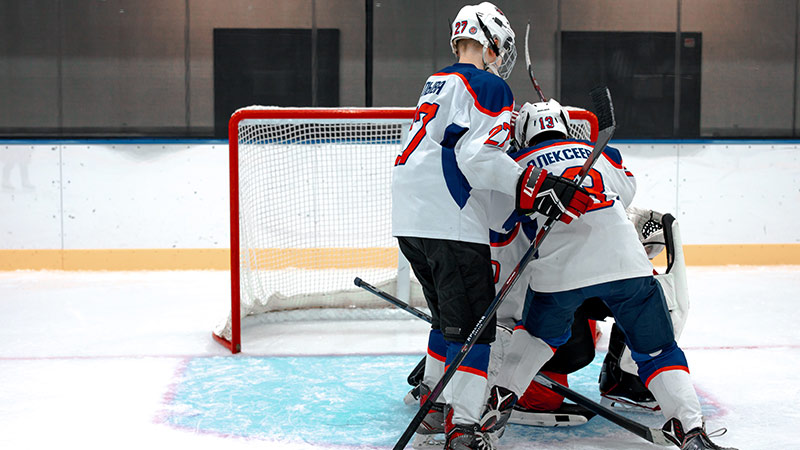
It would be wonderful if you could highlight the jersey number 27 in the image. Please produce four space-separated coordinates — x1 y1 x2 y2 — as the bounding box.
395 102 439 166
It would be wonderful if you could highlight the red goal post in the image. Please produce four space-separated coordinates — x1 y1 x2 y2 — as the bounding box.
214 106 597 353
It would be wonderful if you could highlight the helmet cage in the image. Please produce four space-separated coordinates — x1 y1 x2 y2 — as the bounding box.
476 13 517 79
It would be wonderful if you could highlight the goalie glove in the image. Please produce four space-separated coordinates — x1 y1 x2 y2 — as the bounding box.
626 206 666 259
516 165 592 224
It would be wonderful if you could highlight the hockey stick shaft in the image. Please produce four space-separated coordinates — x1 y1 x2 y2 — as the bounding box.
388 87 615 450
354 278 432 323
354 277 431 322
533 374 673 446
354 278 672 446
525 22 547 102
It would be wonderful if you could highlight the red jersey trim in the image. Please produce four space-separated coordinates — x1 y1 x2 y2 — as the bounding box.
490 223 520 247
644 365 690 387
434 71 514 118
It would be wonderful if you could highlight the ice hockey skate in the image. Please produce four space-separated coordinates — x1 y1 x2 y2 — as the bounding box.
599 324 660 412
445 422 494 450
415 383 445 434
662 418 738 450
598 365 660 412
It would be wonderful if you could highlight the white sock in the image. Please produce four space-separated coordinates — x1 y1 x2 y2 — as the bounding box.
647 369 704 430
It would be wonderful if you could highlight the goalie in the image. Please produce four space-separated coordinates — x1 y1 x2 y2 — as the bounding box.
487 205 690 427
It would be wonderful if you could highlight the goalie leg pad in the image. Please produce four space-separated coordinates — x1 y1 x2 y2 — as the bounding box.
517 371 566 411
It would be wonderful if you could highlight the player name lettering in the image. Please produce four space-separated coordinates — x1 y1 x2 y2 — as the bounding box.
528 147 592 168
421 80 447 96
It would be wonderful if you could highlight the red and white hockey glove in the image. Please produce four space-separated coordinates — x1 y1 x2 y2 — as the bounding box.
516 165 592 224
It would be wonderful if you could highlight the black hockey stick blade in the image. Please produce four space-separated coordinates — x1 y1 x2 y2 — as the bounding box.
590 84 616 131
355 279 673 446
572 85 616 185
524 21 546 102
534 374 673 446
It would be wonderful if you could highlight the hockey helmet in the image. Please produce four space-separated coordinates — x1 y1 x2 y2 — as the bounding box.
514 99 570 147
450 2 517 79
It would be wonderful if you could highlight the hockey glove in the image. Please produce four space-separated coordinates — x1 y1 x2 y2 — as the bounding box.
516 165 592 224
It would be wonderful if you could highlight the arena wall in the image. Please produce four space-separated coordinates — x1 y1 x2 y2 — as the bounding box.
0 140 798 270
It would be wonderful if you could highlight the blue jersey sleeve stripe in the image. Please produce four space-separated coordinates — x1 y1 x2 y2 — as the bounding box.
490 223 520 247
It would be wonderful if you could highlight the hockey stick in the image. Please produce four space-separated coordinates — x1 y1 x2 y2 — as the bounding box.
353 277 673 447
524 21 547 102
532 374 673 446
355 277 431 323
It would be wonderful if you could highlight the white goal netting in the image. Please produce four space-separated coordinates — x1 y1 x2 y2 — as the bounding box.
214 106 597 349
215 108 424 344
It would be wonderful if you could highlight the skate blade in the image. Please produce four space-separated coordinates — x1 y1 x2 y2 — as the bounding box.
412 433 445 449
600 394 660 413
508 409 590 427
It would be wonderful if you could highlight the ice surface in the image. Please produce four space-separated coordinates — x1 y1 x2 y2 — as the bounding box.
1 266 798 449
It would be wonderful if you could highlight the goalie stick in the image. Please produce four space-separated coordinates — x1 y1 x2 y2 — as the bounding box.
382 86 626 450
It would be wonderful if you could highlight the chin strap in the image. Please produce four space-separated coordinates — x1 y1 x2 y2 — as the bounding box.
482 46 501 77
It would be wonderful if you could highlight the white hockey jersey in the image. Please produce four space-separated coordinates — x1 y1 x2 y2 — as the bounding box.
491 139 653 294
392 63 524 245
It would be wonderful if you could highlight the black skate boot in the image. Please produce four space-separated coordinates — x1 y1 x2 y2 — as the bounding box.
415 383 445 434
599 324 659 411
445 422 494 450
662 418 738 450
479 385 517 439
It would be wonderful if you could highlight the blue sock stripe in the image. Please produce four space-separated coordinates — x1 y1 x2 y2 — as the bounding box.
632 341 689 381
445 341 490 373
428 329 446 360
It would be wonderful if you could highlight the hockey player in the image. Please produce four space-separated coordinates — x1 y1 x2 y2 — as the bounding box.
480 100 736 450
391 3 592 449
491 205 692 426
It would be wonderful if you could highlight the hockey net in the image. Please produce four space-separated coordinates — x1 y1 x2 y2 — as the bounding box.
214 106 597 353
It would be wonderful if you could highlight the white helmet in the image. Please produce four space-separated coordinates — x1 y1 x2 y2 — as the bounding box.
514 99 570 147
450 2 517 79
